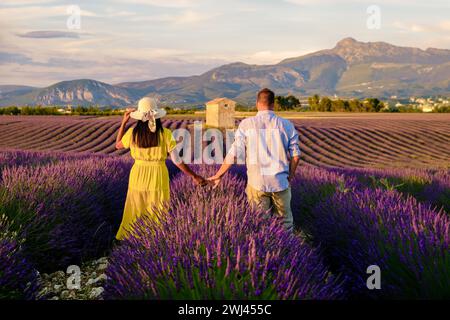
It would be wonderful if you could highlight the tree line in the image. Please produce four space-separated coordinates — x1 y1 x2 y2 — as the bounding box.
0 106 129 116
238 95 385 112
1 96 449 115
307 95 385 112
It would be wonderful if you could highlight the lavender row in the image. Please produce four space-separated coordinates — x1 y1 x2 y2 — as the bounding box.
104 165 343 300
331 167 450 213
0 155 132 272
0 216 39 300
290 166 450 298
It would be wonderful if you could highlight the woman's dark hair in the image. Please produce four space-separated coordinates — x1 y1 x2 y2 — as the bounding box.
132 118 163 148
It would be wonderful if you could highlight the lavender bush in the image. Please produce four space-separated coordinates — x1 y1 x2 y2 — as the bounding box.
290 165 357 231
104 166 343 300
309 188 450 299
333 167 450 213
0 155 131 272
0 216 39 299
0 149 104 173
0 148 448 300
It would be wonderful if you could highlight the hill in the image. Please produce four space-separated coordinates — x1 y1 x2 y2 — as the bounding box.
2 38 450 107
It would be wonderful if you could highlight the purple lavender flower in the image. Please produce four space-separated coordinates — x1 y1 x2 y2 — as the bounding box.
104 165 343 300
309 188 449 298
0 217 39 299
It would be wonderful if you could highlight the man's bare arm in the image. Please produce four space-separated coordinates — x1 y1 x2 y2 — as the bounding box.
288 155 301 182
210 161 233 180
170 151 206 186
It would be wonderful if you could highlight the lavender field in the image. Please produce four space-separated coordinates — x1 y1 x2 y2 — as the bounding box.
0 114 449 168
0 114 449 300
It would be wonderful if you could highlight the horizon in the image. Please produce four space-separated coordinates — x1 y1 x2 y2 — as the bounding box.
1 0 450 87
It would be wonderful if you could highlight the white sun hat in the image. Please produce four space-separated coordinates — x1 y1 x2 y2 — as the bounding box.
130 97 167 132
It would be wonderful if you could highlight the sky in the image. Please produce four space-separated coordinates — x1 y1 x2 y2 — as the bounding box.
1 0 449 87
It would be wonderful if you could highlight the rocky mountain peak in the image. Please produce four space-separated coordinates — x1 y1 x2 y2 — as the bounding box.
329 37 450 65
335 37 359 48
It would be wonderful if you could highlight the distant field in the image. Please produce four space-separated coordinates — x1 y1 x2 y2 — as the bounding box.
0 113 449 168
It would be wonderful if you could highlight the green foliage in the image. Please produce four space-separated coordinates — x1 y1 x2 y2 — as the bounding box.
369 176 405 191
432 105 450 113
164 106 196 114
0 106 21 115
0 188 35 235
307 95 386 112
71 105 124 116
382 106 423 113
275 95 301 111
364 98 384 112
319 97 333 112
308 95 320 111
235 104 257 112
146 260 278 300
0 105 125 116
361 174 449 213
337 181 351 194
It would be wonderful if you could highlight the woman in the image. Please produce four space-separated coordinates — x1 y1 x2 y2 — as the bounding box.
115 97 205 240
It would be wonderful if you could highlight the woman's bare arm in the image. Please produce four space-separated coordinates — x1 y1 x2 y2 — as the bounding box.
175 161 206 186
169 151 206 186
115 109 133 150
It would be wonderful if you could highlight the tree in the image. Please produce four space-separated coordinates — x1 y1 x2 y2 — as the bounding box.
319 97 333 112
333 99 346 112
348 99 363 112
308 94 320 111
365 98 384 112
275 95 301 111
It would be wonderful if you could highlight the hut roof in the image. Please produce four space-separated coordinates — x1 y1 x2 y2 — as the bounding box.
205 98 235 105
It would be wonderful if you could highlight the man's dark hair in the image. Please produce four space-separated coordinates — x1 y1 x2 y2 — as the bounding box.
257 88 275 106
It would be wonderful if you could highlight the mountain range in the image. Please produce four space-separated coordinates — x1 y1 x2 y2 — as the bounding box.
1 37 449 108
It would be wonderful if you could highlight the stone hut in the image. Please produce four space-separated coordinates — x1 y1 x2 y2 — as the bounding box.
205 98 236 128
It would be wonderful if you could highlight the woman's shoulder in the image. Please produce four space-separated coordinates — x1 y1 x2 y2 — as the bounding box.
162 127 173 135
124 126 134 139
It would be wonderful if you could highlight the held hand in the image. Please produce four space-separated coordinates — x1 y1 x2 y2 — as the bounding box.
193 175 207 186
207 175 222 189
122 108 135 124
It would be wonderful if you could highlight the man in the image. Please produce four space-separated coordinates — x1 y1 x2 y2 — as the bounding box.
208 88 301 231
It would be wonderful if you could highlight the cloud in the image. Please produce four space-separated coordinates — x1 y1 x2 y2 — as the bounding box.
173 10 211 24
393 20 450 33
285 0 450 5
0 5 99 23
0 50 224 87
16 30 81 39
439 21 450 31
0 0 55 4
240 50 315 64
0 52 33 64
113 0 201 8
128 10 214 25
393 21 427 33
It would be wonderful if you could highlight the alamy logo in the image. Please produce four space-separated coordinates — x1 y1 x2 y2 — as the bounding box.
66 265 81 290
366 5 381 30
170 122 286 176
366 265 381 290
66 5 81 30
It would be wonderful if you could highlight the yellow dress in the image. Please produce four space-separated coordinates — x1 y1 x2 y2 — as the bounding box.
116 127 177 240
